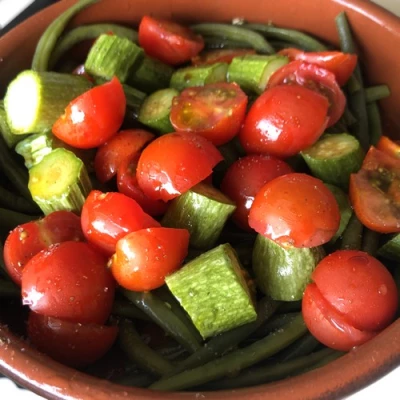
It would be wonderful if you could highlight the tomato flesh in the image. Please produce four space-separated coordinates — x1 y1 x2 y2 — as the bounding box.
376 136 400 160
28 312 117 368
136 132 223 201
138 16 204 65
111 227 189 291
170 82 248 146
53 77 126 149
239 85 329 158
21 241 115 324
220 155 293 230
249 173 340 248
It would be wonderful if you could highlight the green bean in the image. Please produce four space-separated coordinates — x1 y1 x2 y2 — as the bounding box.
49 23 138 68
0 135 32 200
0 279 20 298
253 312 299 339
203 36 252 50
118 319 174 376
155 286 203 344
244 23 328 51
365 85 391 103
0 207 39 234
32 0 98 71
269 40 306 51
361 228 380 257
191 23 275 53
169 297 278 375
111 298 150 321
276 333 320 362
340 213 363 250
121 289 201 353
278 301 302 313
335 12 357 54
201 348 336 390
158 343 188 362
367 101 383 146
150 313 307 391
303 349 344 372
0 185 39 214
347 75 362 94
343 106 358 127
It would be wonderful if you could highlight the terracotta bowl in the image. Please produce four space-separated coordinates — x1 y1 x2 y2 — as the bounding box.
1 0 400 398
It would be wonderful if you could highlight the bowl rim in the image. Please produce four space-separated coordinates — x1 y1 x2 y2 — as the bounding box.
1 0 400 399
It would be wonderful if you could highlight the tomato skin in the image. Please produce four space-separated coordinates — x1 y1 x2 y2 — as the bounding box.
138 16 204 65
21 241 115 324
111 227 189 291
268 60 346 127
136 132 223 201
52 77 126 149
249 173 340 248
117 156 168 217
350 147 400 233
170 83 248 146
220 155 293 230
28 312 117 368
278 48 357 86
95 129 154 183
81 190 160 255
376 136 400 160
239 85 329 158
4 211 84 286
192 49 256 66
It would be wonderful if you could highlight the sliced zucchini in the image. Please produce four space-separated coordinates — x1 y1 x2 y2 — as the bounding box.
0 101 28 148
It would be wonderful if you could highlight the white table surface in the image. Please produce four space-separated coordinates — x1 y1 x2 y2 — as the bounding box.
0 0 399 398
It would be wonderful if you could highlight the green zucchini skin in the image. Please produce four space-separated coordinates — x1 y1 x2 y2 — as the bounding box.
252 234 325 301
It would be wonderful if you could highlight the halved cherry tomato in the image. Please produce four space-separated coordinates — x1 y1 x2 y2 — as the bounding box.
278 48 357 86
268 60 346 127
138 16 204 65
117 155 168 217
220 155 293 230
110 227 189 291
53 77 126 149
249 173 340 248
350 146 400 233
136 132 223 202
81 190 160 255
94 129 154 183
170 82 248 146
28 312 118 368
4 211 84 286
302 250 398 351
192 49 256 66
376 136 400 160
21 241 115 324
239 85 329 158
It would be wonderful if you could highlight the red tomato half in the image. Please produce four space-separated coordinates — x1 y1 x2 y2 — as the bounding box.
239 85 329 158
4 211 84 286
192 49 256 66
95 129 154 183
136 133 223 201
117 155 168 217
376 136 400 160
111 227 189 291
21 241 115 324
350 146 400 233
268 60 346 127
53 77 126 149
28 312 117 368
302 250 398 351
170 83 248 146
249 173 340 248
138 16 204 65
81 190 160 255
278 48 357 86
220 155 293 230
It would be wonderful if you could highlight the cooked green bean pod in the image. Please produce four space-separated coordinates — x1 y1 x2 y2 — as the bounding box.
112 298 151 321
276 333 320 362
367 101 383 146
361 228 380 257
203 36 252 50
365 85 391 103
0 185 39 214
340 213 364 250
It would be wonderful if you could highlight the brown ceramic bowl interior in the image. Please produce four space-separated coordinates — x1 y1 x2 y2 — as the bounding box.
1 0 400 399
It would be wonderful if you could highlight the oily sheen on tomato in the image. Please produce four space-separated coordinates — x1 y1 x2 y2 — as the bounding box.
81 190 160 255
21 241 115 324
53 77 126 149
249 173 340 248
110 227 190 291
239 85 329 158
170 82 248 146
136 132 223 201
302 250 398 351
3 211 84 286
28 312 118 368
220 155 293 230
